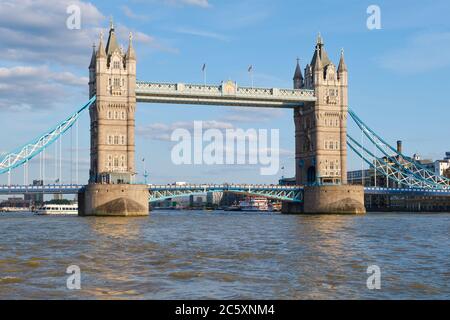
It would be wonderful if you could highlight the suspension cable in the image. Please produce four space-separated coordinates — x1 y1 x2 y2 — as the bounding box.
349 109 450 184
349 108 450 188
76 119 79 185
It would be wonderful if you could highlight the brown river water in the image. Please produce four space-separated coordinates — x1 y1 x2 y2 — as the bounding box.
0 210 448 299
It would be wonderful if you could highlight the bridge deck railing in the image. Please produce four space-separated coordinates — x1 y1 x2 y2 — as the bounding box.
135 81 316 102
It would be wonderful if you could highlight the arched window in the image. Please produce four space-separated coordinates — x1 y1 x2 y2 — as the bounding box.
114 136 119 144
108 136 112 145
121 136 125 145
114 157 119 167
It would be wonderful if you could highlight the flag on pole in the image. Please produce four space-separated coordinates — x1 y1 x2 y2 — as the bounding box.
248 65 253 72
142 158 145 162
202 63 206 72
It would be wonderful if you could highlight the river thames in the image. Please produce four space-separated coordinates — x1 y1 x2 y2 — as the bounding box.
0 210 448 299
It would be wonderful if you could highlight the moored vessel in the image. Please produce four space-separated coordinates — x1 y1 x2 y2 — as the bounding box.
239 197 272 212
36 204 78 215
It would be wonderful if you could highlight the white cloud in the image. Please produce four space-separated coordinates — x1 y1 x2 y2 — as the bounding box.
222 107 285 123
116 24 179 54
166 0 211 8
0 0 177 112
0 65 87 111
182 0 210 7
0 0 103 65
0 0 175 66
137 120 235 141
173 27 229 41
121 5 149 21
380 32 450 74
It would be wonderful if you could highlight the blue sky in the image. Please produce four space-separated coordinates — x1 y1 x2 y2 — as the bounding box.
0 0 449 185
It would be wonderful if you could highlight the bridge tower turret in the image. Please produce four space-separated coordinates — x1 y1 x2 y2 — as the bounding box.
293 58 304 89
79 20 148 216
287 34 365 214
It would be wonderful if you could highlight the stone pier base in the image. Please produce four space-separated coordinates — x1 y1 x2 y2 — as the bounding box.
78 184 149 217
282 185 366 214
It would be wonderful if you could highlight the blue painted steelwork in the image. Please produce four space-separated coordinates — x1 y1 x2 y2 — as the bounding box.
347 134 438 189
0 96 96 175
148 184 304 203
364 187 450 197
0 184 83 194
348 108 450 189
0 183 304 202
1 184 449 199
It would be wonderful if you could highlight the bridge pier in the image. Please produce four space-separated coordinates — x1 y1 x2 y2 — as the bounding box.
78 184 148 217
282 185 365 214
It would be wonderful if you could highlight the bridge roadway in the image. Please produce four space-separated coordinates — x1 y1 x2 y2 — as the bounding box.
0 184 304 203
135 81 316 108
1 185 450 201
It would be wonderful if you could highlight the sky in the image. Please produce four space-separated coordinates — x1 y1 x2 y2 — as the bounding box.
0 0 449 186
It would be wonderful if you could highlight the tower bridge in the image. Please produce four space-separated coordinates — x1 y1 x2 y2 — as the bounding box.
82 23 364 216
1 22 449 215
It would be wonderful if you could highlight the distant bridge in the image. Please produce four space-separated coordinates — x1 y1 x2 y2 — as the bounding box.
364 187 450 197
0 184 303 203
1 184 450 202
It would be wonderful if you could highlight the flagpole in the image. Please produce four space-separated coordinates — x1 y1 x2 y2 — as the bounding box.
202 63 206 86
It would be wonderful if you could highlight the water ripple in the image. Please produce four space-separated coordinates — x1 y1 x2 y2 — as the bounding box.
0 211 448 299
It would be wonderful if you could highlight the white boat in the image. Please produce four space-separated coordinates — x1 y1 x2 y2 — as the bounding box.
36 204 78 215
239 197 272 212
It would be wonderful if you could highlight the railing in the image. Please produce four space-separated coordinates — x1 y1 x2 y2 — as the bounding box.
148 184 303 190
135 81 316 102
364 187 450 196
1 184 450 198
148 184 304 203
0 184 84 194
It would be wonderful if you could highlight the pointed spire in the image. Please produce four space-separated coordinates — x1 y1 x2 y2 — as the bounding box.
317 32 323 45
338 48 347 72
105 17 120 56
313 46 323 71
293 57 303 81
126 32 136 60
89 43 96 69
96 31 106 58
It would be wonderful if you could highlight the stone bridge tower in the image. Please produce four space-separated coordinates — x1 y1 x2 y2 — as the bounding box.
294 34 348 186
79 21 149 216
286 35 365 214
